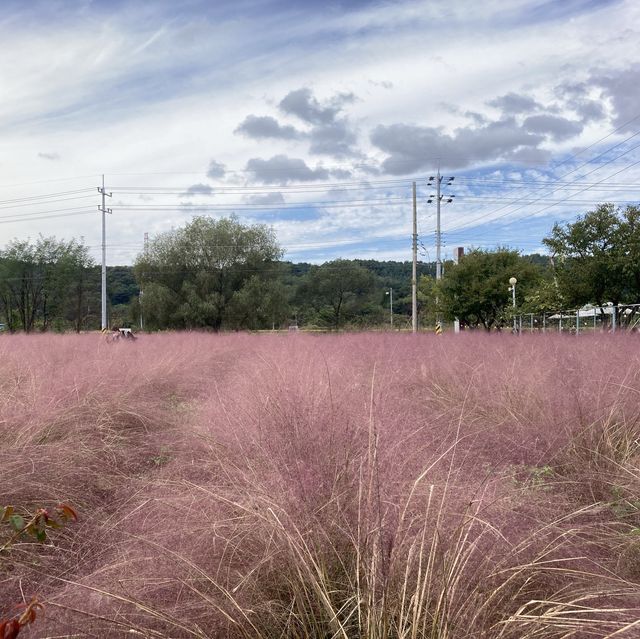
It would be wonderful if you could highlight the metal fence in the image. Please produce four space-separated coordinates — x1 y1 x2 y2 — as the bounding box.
511 303 640 334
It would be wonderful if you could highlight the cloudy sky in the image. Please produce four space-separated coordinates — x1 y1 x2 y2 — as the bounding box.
1 0 639 265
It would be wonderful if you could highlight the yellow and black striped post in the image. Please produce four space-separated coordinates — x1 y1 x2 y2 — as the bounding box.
435 321 443 335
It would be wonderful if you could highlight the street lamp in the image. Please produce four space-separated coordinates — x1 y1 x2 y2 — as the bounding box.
385 288 393 328
139 289 144 331
508 277 517 334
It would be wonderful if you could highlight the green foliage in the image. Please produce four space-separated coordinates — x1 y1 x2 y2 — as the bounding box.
226 275 290 329
135 216 282 330
0 501 77 634
0 236 93 333
521 277 564 313
0 503 77 552
417 274 440 325
543 204 640 308
107 266 139 306
438 248 542 330
299 259 376 328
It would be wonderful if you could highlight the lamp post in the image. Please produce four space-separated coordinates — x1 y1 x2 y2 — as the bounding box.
509 277 517 334
385 288 393 328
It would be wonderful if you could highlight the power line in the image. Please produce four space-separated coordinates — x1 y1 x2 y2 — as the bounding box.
447 155 640 241
110 199 413 212
444 135 640 235
0 209 95 224
109 178 418 194
446 127 640 231
0 175 100 189
0 205 95 221
0 194 97 211
0 188 95 206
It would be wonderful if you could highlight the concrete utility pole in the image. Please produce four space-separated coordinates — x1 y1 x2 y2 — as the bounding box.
436 170 442 280
428 171 455 281
97 175 112 331
412 181 418 333
386 288 394 327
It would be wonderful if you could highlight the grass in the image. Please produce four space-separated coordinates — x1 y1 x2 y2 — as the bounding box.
1 331 639 637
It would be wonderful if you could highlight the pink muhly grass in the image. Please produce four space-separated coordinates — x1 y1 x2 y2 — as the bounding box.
0 332 639 637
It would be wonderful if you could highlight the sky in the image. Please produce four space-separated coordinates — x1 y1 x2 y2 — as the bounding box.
1 0 639 265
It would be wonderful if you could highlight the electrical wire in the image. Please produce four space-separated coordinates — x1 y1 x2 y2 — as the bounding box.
0 194 98 211
444 140 640 236
0 209 94 225
0 188 95 206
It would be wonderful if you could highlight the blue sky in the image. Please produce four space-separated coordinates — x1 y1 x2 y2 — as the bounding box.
0 0 639 265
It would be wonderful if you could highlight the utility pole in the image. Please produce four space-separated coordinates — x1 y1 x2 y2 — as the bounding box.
412 181 418 333
428 172 455 281
97 175 112 331
436 170 442 280
428 172 454 332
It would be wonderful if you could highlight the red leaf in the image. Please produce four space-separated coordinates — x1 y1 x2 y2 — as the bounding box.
1 619 20 639
56 504 77 522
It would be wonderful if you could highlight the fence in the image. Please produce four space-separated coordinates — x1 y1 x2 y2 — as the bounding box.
510 303 640 334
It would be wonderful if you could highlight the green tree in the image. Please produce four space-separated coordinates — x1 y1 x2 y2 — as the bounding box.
543 204 627 309
0 236 93 332
438 248 541 330
58 242 94 332
226 275 290 330
301 260 375 329
543 204 640 326
134 216 282 330
521 277 564 314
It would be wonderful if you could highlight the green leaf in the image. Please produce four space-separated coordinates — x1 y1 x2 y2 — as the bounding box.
9 515 24 532
36 529 47 543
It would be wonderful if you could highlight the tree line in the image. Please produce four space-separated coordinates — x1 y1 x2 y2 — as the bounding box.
0 205 638 332
430 204 640 330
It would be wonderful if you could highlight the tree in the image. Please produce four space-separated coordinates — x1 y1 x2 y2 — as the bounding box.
543 204 640 326
0 236 93 332
134 216 282 330
438 248 541 330
417 274 441 326
300 260 375 328
226 276 290 330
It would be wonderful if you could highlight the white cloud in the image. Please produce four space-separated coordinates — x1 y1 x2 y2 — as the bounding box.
0 0 639 264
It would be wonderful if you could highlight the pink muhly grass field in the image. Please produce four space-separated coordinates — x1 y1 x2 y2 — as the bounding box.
1 332 639 638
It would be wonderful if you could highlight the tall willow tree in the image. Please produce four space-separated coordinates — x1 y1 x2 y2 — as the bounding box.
134 216 283 330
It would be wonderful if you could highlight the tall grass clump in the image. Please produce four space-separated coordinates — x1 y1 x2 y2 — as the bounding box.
1 332 640 637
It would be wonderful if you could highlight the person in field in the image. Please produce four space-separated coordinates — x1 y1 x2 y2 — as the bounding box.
104 327 137 342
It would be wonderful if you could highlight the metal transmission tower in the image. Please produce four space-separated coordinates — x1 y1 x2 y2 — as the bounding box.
427 171 455 280
97 175 112 331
